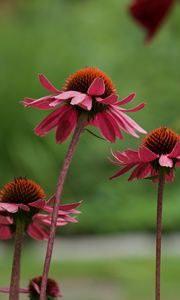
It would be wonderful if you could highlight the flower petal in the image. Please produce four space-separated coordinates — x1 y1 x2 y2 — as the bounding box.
168 141 180 159
27 222 49 240
18 204 30 211
96 94 118 105
35 106 71 136
39 74 60 93
87 77 105 96
23 96 54 110
110 163 137 179
29 199 45 209
139 146 158 162
79 95 92 110
0 226 13 239
159 155 173 168
70 93 86 105
119 102 145 113
56 108 77 143
0 203 18 213
95 112 116 142
117 93 136 106
55 91 80 100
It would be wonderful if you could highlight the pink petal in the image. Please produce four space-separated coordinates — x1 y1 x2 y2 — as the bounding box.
95 112 116 142
55 91 80 100
110 163 137 179
39 74 60 93
128 163 151 181
117 110 147 134
0 203 18 213
29 199 45 209
31 282 41 294
159 155 173 168
119 102 145 113
56 108 77 143
70 93 86 105
168 141 180 159
87 77 105 96
35 105 71 136
23 96 54 110
96 94 118 105
0 226 13 239
0 216 13 225
27 223 49 240
165 170 175 182
176 161 180 167
59 201 82 210
125 149 140 162
78 95 92 110
139 146 158 162
117 93 136 106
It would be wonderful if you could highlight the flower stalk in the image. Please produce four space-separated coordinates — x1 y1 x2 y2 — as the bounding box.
40 119 85 300
9 218 25 300
155 169 165 300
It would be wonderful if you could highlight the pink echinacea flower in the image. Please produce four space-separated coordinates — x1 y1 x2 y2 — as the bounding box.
29 276 61 299
23 67 146 143
0 178 80 240
110 127 180 181
129 0 175 42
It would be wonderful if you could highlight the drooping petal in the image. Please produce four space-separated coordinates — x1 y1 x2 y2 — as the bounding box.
159 155 173 168
56 108 77 143
27 222 49 240
139 146 158 162
29 199 46 209
110 163 137 179
119 102 145 113
70 93 86 105
0 216 13 225
39 74 61 93
78 96 92 110
87 77 105 96
55 90 81 100
35 106 71 137
96 94 118 105
168 141 180 159
0 203 18 213
23 96 54 110
116 93 136 106
0 226 13 239
128 162 151 181
95 112 116 142
18 204 30 211
117 110 147 134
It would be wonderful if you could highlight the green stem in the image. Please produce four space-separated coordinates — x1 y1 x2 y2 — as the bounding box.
155 170 165 300
9 219 25 300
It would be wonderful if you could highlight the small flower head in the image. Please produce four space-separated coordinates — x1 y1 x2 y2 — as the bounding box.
0 178 81 240
129 0 175 42
23 67 146 143
28 276 61 300
110 126 180 182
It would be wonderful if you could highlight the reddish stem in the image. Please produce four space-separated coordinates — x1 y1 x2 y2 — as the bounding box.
40 120 85 300
155 170 165 300
9 219 24 300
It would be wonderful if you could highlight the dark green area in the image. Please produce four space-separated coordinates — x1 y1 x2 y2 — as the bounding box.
0 0 180 234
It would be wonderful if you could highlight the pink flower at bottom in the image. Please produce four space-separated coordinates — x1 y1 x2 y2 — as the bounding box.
29 276 61 299
129 0 175 42
0 178 81 240
23 67 146 143
110 127 180 182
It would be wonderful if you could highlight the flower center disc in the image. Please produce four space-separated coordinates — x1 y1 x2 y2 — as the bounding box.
142 127 180 155
64 67 116 98
0 178 45 204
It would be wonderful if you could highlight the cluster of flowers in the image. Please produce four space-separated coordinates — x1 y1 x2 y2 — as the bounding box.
0 64 179 299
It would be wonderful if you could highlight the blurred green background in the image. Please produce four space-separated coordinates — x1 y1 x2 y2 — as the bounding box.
0 0 180 299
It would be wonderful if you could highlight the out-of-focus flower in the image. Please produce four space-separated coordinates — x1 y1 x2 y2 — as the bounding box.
129 0 175 42
28 276 61 299
0 178 80 240
23 67 146 143
110 127 180 181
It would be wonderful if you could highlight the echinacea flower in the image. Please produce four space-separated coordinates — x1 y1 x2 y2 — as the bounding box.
0 177 80 240
129 0 175 42
23 67 146 143
29 276 61 299
110 127 180 182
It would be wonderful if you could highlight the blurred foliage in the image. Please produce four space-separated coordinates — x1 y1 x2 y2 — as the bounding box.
0 0 180 234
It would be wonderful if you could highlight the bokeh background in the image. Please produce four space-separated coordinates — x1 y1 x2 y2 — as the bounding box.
0 0 180 299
